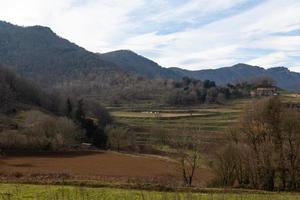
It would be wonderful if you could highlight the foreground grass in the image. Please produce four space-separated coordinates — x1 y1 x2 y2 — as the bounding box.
0 184 299 200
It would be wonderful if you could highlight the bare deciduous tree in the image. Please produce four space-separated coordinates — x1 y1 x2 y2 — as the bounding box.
173 131 201 187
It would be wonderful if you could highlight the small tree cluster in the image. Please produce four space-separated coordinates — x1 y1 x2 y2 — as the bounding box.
65 98 112 148
106 125 136 152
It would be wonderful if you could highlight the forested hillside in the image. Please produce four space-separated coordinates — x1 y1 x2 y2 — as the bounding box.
0 66 112 151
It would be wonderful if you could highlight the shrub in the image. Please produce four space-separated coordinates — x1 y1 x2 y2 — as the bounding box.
0 110 83 151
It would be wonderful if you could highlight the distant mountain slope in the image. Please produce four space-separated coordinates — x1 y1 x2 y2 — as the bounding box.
1 21 300 91
170 64 300 90
264 67 300 90
99 49 300 90
0 21 170 103
99 50 179 79
170 64 265 83
0 21 121 85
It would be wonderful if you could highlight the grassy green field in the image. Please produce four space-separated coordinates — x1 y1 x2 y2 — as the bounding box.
0 184 299 200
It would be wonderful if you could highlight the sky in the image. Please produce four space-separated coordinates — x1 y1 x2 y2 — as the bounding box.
1 0 300 71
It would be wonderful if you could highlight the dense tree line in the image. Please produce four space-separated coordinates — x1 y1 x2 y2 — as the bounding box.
213 97 300 191
55 74 262 107
165 77 252 106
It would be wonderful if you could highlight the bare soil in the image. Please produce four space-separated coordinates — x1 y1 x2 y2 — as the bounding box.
0 151 213 187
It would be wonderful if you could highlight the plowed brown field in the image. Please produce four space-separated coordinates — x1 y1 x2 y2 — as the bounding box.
0 151 213 186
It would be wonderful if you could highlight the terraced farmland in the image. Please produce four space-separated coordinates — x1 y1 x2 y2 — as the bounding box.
109 99 252 155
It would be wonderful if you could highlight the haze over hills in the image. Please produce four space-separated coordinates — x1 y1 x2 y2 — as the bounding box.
1 20 300 90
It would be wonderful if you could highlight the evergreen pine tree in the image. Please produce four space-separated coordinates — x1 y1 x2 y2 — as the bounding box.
66 98 73 118
75 99 85 125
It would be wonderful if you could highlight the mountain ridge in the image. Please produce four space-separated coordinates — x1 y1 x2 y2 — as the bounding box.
1 21 300 90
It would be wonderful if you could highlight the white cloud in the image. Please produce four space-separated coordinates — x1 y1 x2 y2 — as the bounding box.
142 0 249 25
249 36 300 51
248 52 288 67
289 66 300 72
